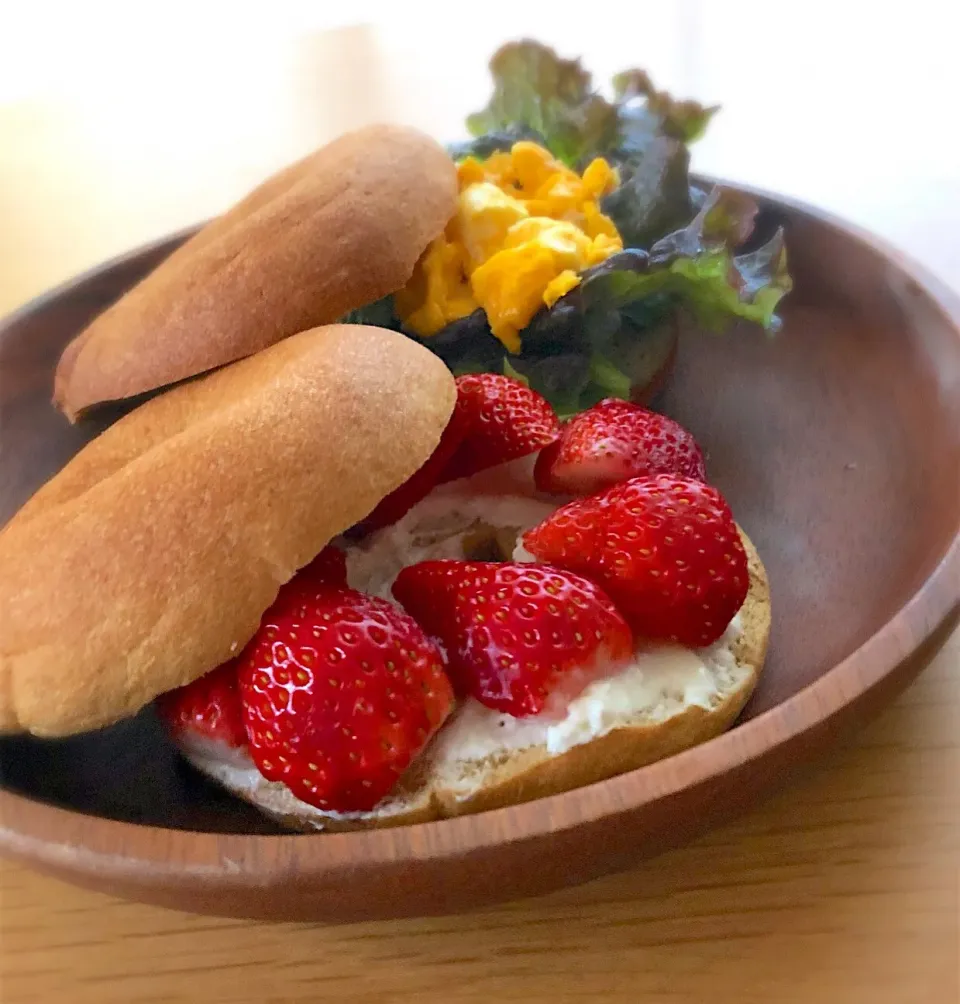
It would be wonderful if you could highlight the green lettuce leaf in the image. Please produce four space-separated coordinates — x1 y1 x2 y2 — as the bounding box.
648 185 759 259
495 188 791 409
587 352 632 400
600 75 718 248
612 69 718 143
339 295 401 329
501 356 531 386
464 39 718 172
568 189 791 333
600 135 692 249
658 235 791 330
465 40 618 166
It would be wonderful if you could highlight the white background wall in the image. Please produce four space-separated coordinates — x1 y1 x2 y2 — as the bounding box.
1 1 957 309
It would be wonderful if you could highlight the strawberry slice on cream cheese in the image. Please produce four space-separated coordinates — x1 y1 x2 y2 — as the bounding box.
159 376 754 818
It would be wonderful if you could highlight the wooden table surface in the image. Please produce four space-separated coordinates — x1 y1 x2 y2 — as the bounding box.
0 12 957 1003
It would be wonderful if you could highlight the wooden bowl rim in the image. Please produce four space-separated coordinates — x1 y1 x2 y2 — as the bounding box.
1 182 958 890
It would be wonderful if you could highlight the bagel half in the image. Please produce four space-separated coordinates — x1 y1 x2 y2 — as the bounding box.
181 528 769 830
53 125 457 421
0 324 456 737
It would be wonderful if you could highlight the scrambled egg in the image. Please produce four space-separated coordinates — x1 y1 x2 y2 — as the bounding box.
395 142 622 354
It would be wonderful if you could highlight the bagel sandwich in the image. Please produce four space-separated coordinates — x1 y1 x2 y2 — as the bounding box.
2 334 769 828
0 40 788 831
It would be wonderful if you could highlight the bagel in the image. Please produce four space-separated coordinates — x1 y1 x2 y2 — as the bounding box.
0 324 456 736
53 125 457 421
176 467 769 830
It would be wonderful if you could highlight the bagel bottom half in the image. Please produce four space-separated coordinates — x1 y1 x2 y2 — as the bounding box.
179 529 770 830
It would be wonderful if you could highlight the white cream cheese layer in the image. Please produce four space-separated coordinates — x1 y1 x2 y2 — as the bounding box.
343 461 746 761
345 458 558 600
429 612 744 760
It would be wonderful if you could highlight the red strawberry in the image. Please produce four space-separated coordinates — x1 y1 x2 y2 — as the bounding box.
521 475 748 647
297 544 348 588
392 561 633 717
535 399 706 496
156 548 348 753
358 406 469 531
237 585 453 812
156 661 247 751
441 373 561 483
272 544 349 615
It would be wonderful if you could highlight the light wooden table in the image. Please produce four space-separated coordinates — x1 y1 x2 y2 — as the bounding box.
0 14 957 1003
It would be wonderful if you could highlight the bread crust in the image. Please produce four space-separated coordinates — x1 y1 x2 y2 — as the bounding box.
194 529 770 829
0 325 456 737
53 125 457 421
183 752 441 833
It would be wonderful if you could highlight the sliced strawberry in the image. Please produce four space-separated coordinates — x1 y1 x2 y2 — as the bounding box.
156 661 247 751
237 585 453 813
358 406 469 532
392 560 633 717
271 544 349 616
297 544 348 588
522 475 748 647
535 399 706 496
157 550 348 752
440 373 561 483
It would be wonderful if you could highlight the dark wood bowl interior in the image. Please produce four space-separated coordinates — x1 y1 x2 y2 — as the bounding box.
0 185 957 921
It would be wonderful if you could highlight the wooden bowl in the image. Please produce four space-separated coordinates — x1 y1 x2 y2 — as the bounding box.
0 184 958 923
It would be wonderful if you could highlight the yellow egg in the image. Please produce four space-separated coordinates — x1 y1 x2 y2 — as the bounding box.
532 173 583 218
457 182 529 266
456 156 487 187
504 219 592 270
470 243 560 354
509 141 559 191
395 238 476 336
543 269 582 307
582 157 620 198
479 151 515 189
394 257 430 329
395 141 624 350
582 201 621 240
586 232 624 264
